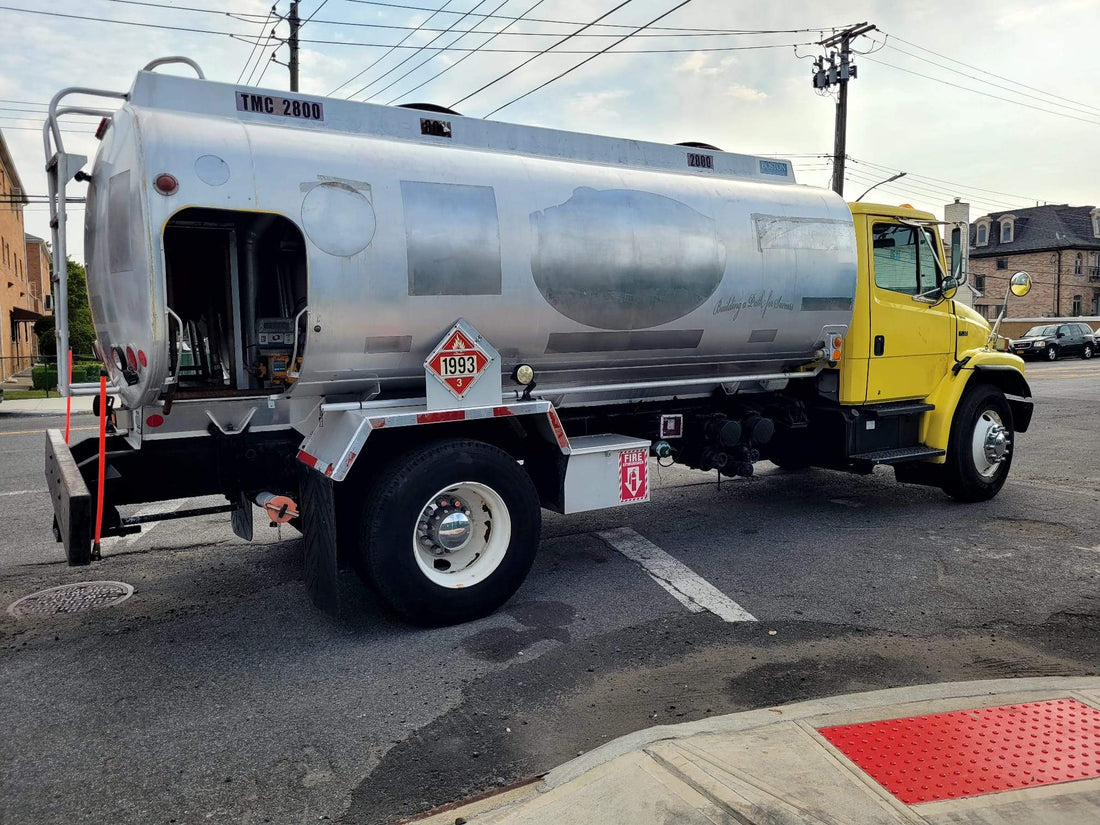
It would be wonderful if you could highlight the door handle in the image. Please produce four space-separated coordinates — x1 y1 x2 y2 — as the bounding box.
874 335 885 356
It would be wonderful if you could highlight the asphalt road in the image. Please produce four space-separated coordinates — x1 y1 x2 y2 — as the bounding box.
1 360 1097 824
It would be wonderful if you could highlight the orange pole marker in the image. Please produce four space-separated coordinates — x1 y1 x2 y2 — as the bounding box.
92 372 108 558
64 349 73 444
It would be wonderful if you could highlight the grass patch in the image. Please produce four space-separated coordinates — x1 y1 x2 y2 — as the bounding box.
3 389 52 400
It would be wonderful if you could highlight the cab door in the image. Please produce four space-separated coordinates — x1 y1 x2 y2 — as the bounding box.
865 220 955 403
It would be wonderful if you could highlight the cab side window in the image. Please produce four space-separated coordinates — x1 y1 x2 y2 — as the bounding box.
872 223 941 296
872 224 920 295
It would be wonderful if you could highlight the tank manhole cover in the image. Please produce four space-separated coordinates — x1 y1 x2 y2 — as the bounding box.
7 581 134 618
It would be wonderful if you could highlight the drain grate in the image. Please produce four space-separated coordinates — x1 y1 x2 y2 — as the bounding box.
7 581 134 618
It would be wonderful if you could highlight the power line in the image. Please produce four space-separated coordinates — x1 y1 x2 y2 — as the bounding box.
886 34 1100 116
860 55 1100 128
359 0 488 101
0 4 821 55
329 0 458 96
237 5 278 84
342 0 851 35
883 42 1100 119
385 0 545 106
847 156 1051 204
482 0 694 118
451 0 638 110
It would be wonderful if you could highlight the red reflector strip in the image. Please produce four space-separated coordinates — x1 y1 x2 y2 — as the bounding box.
493 406 513 417
547 408 570 450
417 410 465 424
297 450 319 468
819 699 1100 804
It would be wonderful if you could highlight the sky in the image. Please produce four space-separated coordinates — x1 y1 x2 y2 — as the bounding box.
2 0 1098 264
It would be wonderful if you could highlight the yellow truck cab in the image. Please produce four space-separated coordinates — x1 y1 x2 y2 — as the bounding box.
795 202 1033 501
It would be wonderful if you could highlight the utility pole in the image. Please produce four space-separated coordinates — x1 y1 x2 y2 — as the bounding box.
288 0 300 92
813 23 876 197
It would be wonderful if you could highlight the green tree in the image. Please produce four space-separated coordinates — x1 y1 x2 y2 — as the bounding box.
34 258 94 358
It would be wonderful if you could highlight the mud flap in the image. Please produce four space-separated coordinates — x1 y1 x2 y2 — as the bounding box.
230 491 254 541
298 464 346 616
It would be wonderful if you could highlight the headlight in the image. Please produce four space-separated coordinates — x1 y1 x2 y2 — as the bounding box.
1035 341 1046 347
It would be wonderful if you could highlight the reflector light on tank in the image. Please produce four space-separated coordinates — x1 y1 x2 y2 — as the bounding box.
154 173 178 195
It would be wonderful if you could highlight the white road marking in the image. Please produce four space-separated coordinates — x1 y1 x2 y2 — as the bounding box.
597 527 757 623
0 489 47 497
115 499 188 547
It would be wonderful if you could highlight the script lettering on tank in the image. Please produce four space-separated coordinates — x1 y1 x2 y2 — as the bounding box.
712 290 794 322
531 188 727 330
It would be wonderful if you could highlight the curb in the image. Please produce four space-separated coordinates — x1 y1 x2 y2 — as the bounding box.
412 676 1100 824
542 676 1100 790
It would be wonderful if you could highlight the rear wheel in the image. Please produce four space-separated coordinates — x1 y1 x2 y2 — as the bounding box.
359 439 541 625
941 384 1014 502
1046 346 1058 361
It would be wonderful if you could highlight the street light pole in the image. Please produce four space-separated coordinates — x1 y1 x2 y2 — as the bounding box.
856 172 907 203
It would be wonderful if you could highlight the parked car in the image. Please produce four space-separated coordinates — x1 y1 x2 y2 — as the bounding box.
0 386 4 404
1010 323 1095 360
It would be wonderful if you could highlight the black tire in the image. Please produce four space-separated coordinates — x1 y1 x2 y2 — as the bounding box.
941 384 1014 502
1083 344 1094 360
360 439 541 626
1046 345 1058 361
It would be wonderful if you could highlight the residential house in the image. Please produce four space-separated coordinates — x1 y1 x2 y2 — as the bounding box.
1 129 46 381
967 204 1100 321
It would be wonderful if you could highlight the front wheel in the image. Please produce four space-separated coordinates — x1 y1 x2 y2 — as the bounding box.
359 439 541 625
1046 346 1059 361
941 384 1014 502
1083 344 1094 360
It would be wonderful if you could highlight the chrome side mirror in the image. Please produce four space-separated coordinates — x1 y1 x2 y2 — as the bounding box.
941 276 959 300
1009 271 1032 297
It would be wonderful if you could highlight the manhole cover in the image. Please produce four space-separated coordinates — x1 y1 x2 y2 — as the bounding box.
7 581 134 618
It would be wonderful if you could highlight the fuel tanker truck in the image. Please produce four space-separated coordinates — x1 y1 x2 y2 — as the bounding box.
41 58 1034 624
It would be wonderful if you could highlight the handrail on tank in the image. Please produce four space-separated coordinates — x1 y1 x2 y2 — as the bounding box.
44 86 129 397
141 57 205 79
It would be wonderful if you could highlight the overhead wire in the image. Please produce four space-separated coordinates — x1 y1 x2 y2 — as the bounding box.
330 0 458 96
481 0 695 117
450 0 638 110
358 0 489 101
237 5 278 84
886 34 1100 116
384 0 545 105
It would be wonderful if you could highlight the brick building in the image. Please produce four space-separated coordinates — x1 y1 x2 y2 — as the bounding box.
968 204 1100 321
0 129 50 380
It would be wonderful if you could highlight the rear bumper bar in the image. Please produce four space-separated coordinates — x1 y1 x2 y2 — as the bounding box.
44 428 93 565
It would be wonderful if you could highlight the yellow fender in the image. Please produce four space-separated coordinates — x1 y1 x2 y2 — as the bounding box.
919 349 1032 463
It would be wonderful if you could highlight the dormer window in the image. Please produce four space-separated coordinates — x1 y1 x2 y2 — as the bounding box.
975 219 990 246
1091 207 1100 238
999 215 1015 243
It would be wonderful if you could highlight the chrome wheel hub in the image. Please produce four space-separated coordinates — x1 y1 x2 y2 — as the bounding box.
971 410 1010 478
417 495 473 555
412 482 512 589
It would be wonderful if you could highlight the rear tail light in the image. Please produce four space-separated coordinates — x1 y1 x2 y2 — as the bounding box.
125 346 137 370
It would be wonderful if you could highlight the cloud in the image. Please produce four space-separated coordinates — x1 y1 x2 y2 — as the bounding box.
724 84 768 102
676 52 740 77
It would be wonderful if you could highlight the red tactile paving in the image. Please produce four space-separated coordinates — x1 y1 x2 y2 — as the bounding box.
818 699 1100 804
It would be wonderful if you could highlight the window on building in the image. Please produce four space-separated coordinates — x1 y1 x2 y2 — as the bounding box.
1093 294 1100 315
1075 253 1083 275
1092 208 1100 238
1000 219 1014 243
976 223 988 245
1072 295 1082 316
975 274 986 292
996 258 1007 270
1092 252 1100 280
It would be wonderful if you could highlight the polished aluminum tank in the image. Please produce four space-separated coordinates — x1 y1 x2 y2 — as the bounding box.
85 70 857 409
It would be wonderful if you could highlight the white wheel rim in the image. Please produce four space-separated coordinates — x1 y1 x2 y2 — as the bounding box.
412 482 511 589
970 409 1010 479
1047 348 1057 360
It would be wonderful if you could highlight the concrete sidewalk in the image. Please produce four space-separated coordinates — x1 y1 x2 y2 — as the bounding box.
0 395 111 416
414 677 1100 825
